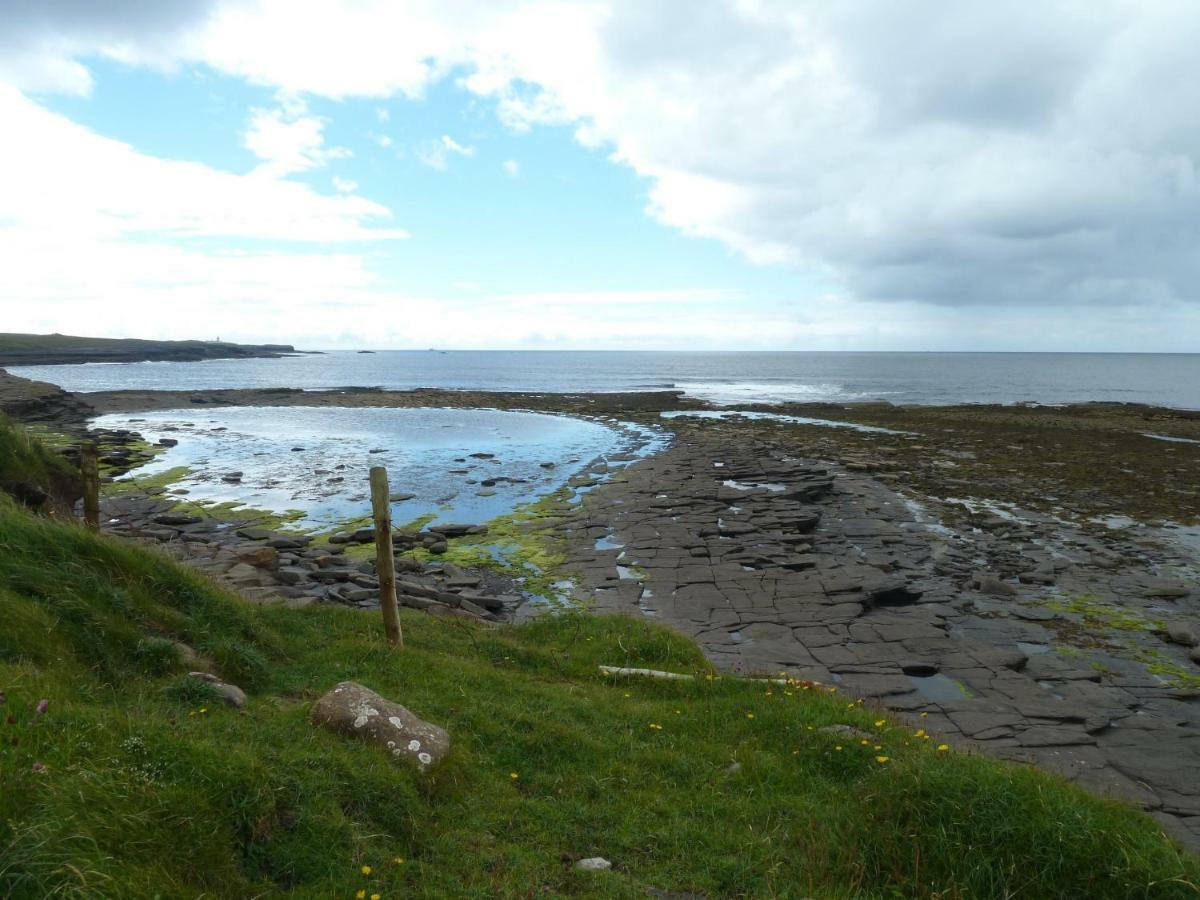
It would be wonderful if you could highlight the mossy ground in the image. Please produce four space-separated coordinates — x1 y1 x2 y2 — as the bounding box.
686 402 1200 526
3 492 1200 897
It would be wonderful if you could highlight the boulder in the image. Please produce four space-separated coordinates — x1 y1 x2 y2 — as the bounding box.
310 681 449 769
187 672 246 709
972 573 1018 596
1166 624 1199 648
153 513 202 526
237 545 280 571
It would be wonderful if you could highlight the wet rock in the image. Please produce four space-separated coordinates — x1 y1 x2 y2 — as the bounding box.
436 523 488 538
266 537 308 549
236 527 273 541
153 513 202 526
389 492 416 502
971 573 1018 596
311 681 449 768
1166 624 1199 648
1144 581 1192 599
187 672 246 709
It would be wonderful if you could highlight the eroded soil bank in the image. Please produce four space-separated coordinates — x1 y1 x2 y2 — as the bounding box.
6 369 1200 850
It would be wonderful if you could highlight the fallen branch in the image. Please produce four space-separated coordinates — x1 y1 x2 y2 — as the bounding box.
598 665 823 688
598 665 693 680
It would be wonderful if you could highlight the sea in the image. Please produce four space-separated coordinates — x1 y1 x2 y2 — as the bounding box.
9 350 1200 410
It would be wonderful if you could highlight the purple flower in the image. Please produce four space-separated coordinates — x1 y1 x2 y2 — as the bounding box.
35 699 49 715
31 762 45 772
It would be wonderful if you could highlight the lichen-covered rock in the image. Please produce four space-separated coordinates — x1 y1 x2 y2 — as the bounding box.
310 681 449 768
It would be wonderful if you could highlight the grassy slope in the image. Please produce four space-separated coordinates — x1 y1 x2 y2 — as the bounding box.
3 502 1199 898
0 412 80 510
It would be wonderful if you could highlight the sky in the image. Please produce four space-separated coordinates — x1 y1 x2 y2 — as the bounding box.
1 1 1199 351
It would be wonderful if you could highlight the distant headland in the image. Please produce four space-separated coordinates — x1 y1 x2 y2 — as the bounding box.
0 332 308 366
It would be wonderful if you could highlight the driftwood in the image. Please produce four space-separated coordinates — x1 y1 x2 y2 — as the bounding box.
598 665 821 688
598 665 693 680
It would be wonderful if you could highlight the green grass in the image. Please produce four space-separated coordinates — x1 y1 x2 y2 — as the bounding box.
0 412 80 510
2 498 1198 898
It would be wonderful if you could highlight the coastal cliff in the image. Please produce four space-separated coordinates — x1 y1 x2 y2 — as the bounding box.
0 332 302 366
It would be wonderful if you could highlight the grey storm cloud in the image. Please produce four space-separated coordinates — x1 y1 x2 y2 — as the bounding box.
4 0 1200 315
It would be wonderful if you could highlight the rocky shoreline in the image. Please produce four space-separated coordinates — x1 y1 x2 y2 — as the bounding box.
4 369 1199 851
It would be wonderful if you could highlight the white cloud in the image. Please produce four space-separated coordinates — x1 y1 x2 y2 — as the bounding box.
332 175 357 193
0 82 407 342
243 102 350 176
375 106 389 122
502 158 519 177
66 0 1200 316
0 85 403 243
415 133 475 170
4 1 1200 346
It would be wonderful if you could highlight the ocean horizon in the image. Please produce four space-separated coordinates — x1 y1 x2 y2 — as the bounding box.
10 349 1200 411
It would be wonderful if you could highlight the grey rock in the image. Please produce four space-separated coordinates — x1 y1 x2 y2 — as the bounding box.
575 857 612 872
188 671 246 709
1144 581 1192 599
972 574 1018 596
310 681 449 768
276 566 310 585
1166 624 1199 648
153 513 202 526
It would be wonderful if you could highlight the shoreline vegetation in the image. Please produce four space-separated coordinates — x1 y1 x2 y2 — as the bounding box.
2 362 1200 894
0 332 307 367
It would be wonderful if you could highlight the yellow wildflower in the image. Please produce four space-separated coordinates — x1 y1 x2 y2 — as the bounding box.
510 772 519 779
355 891 366 900
874 719 886 728
393 857 405 865
875 756 890 764
937 744 950 753
361 865 372 875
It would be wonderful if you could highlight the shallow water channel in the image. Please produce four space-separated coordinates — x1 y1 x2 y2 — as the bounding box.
93 406 667 531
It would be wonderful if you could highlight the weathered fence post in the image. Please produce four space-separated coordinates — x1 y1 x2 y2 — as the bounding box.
80 442 100 530
369 466 403 648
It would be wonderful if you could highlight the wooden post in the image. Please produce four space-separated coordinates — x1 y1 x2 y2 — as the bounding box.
369 466 403 648
80 442 100 530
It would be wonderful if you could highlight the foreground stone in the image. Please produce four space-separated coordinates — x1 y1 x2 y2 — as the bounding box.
310 681 449 768
575 857 612 871
187 671 246 709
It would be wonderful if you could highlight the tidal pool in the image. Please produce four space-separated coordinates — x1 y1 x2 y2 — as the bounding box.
93 406 667 531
